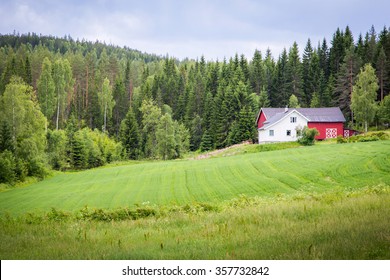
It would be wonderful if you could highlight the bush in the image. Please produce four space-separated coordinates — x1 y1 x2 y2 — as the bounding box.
336 135 347 144
46 129 68 170
0 150 16 184
71 128 123 169
366 131 390 140
298 127 319 146
357 135 379 142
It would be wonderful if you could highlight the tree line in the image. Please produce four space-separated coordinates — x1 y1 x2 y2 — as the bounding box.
1 26 390 184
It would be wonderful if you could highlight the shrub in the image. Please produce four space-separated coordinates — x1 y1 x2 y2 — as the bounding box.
0 150 16 184
336 135 347 144
71 128 123 169
298 127 319 146
357 135 379 142
46 129 68 170
47 207 69 221
366 131 390 140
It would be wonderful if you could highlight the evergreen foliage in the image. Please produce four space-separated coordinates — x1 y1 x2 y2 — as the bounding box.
0 26 389 182
120 108 140 160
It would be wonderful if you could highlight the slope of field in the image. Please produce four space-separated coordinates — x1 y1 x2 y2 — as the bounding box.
0 141 389 215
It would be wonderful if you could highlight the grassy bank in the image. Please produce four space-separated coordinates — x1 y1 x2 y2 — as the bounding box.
0 186 389 259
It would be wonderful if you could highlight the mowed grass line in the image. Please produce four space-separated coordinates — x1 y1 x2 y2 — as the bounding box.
0 141 390 216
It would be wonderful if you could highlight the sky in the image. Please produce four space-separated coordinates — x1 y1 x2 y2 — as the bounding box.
0 0 389 60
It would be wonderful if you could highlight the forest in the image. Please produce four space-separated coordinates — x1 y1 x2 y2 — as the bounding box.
0 26 390 184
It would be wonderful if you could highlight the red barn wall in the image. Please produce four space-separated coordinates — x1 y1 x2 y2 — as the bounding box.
308 122 344 140
257 111 267 129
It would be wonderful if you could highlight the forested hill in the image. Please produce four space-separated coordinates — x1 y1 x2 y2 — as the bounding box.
1 26 390 184
0 32 164 62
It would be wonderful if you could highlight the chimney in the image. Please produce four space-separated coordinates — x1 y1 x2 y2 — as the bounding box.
285 105 288 113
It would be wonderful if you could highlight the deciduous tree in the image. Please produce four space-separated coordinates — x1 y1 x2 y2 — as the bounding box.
351 64 379 132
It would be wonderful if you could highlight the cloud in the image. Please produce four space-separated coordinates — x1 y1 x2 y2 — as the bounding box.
1 0 389 60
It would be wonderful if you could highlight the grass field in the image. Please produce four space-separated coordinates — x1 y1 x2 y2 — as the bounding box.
0 187 389 259
0 140 389 259
0 141 389 215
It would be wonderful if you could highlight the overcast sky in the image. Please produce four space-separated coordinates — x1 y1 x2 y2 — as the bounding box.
0 0 389 60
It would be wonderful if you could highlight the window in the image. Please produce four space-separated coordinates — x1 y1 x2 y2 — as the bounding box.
269 130 274 136
286 130 291 136
290 117 297 123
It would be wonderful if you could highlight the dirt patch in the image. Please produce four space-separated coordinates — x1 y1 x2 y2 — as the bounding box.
192 141 251 160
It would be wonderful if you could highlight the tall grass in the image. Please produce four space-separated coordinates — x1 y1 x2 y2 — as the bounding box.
1 186 389 259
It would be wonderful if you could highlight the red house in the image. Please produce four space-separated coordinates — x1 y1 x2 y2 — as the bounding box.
256 107 346 143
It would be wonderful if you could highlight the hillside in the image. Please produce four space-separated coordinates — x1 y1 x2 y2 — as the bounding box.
1 141 389 216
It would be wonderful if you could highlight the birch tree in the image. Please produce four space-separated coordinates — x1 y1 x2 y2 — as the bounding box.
351 64 379 132
37 57 55 130
98 77 115 133
53 59 74 130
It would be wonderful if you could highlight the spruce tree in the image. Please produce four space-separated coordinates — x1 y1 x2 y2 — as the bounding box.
250 49 265 95
336 46 362 122
287 42 303 103
376 47 388 101
200 129 213 152
120 108 140 159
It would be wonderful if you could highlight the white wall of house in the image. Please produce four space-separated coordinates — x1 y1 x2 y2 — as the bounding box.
258 111 308 143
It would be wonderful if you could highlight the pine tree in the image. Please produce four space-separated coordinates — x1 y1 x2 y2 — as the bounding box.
376 47 388 101
273 49 290 106
250 49 264 95
120 108 140 160
318 38 330 78
189 114 202 151
306 51 322 106
112 78 128 136
258 86 270 108
363 26 377 65
287 42 303 103
336 46 362 122
24 56 32 86
200 129 213 152
228 106 255 145
263 49 275 105
329 28 346 76
214 88 229 149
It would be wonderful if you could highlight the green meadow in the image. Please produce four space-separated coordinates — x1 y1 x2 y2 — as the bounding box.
1 141 389 215
0 141 389 259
